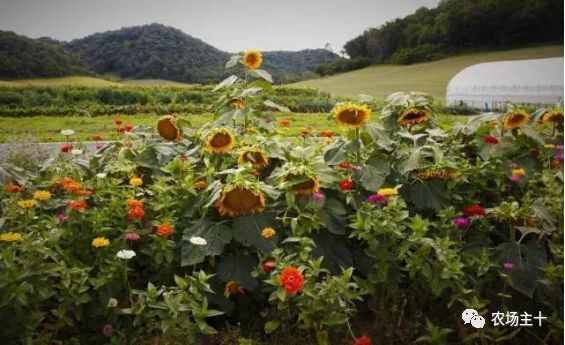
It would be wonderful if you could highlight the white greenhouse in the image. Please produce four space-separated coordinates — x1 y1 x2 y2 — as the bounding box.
446 57 564 110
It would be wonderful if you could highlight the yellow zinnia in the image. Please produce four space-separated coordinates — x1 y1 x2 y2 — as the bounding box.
18 199 37 209
242 50 263 70
502 110 529 130
205 128 236 154
377 187 398 197
512 168 526 177
0 232 23 242
261 227 276 239
33 190 52 201
333 102 372 128
92 237 110 248
129 176 143 187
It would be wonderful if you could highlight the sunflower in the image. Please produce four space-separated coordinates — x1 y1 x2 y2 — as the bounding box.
541 110 563 125
333 102 372 128
238 147 269 170
502 110 529 130
398 108 431 127
242 50 263 70
215 185 265 217
287 174 320 196
157 115 181 141
206 128 236 154
228 98 246 109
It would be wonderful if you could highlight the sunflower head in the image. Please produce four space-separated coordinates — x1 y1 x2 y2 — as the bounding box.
242 50 263 70
541 110 563 125
333 102 372 128
215 184 266 217
238 147 269 170
205 128 236 154
286 174 320 196
502 110 529 130
157 115 181 141
398 108 431 127
228 98 246 110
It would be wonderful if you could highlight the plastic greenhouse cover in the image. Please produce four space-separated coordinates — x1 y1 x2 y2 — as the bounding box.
446 57 564 109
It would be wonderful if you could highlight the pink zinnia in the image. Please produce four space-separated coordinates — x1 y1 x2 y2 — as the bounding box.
453 216 470 229
503 262 514 271
124 231 140 241
312 191 326 204
367 194 387 205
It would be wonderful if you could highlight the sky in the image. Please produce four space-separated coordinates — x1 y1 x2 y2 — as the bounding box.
0 0 439 52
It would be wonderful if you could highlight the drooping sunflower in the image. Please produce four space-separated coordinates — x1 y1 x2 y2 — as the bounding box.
540 110 564 125
398 108 431 127
205 128 236 154
242 50 263 70
228 98 246 110
215 185 266 217
157 115 181 141
502 110 529 130
287 174 320 196
333 102 372 128
238 147 269 170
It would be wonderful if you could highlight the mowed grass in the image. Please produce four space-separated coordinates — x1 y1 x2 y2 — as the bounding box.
293 45 564 99
0 113 467 143
0 76 195 88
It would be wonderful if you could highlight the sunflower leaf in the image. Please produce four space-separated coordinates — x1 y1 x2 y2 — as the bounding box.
181 219 232 266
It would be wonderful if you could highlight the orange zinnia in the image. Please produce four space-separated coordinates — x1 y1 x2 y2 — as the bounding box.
279 266 304 295
68 199 87 211
155 223 174 237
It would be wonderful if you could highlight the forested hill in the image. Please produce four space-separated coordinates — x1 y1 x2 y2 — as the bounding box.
0 23 339 83
0 31 86 78
344 0 563 64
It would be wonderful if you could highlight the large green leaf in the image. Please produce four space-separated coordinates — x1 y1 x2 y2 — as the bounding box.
360 158 390 191
232 212 279 252
312 232 353 274
320 197 348 235
402 181 448 211
217 254 258 290
181 219 232 266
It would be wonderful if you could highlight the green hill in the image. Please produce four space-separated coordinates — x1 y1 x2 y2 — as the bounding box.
293 45 564 99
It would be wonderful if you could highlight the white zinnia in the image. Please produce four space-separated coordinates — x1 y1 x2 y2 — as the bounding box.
189 236 207 246
96 173 107 179
116 249 136 260
61 129 75 136
71 149 83 155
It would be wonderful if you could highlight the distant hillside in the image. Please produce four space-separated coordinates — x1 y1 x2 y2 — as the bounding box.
293 45 564 99
0 31 86 79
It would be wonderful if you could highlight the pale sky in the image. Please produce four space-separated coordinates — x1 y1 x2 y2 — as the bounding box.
0 0 439 52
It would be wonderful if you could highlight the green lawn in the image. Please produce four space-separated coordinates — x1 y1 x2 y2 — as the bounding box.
0 113 467 143
292 45 564 99
0 76 196 88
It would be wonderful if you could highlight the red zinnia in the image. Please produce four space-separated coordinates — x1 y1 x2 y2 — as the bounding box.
463 204 486 217
92 134 103 141
68 199 87 211
261 258 277 273
5 182 22 193
124 124 134 132
353 336 372 345
279 266 304 295
339 179 354 191
128 207 145 221
338 161 353 170
60 143 73 153
483 135 499 145
155 223 174 237
114 117 122 126
127 199 143 209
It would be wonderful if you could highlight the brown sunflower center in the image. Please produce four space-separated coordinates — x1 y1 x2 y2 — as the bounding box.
508 114 526 125
223 188 262 212
403 111 426 121
157 117 179 140
338 109 362 124
547 112 564 123
243 152 266 165
210 133 232 148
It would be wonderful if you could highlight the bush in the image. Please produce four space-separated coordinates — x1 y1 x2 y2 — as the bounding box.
389 44 443 65
315 57 372 76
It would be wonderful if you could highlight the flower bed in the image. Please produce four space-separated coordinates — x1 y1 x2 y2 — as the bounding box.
0 50 563 345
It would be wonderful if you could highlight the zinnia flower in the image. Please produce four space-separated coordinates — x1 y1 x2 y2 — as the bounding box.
5 182 22 193
17 199 37 209
129 176 143 187
279 266 304 295
398 108 430 126
0 232 23 242
114 117 122 126
102 324 113 337
228 98 245 109
503 262 514 271
319 130 335 138
33 190 52 201
261 258 276 273
116 249 136 260
339 179 354 191
333 102 372 128
502 110 529 130
155 223 174 238
128 206 145 221
510 167 526 182
261 227 276 239
189 236 207 246
157 115 181 141
215 186 266 217
242 49 263 70
60 143 73 153
92 237 110 248
238 147 269 170
377 187 398 197
205 128 236 154
68 199 87 211
124 231 140 241
353 336 372 345
193 180 208 191
483 135 499 145
312 191 326 204
127 199 144 209
124 124 133 132
463 204 486 217
278 119 290 127
61 129 75 136
453 216 470 229
367 194 387 205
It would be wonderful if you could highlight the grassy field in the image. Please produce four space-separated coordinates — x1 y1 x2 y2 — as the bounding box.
293 45 564 99
0 76 195 88
0 113 466 143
